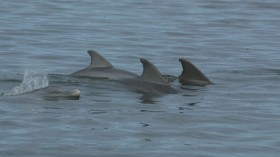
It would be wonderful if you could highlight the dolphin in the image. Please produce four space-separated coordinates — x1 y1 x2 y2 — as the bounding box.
28 86 80 100
178 58 213 86
72 50 138 79
4 86 80 100
119 58 177 95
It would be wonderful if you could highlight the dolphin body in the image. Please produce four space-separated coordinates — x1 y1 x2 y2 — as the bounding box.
72 50 176 94
27 86 80 100
71 50 211 94
178 58 213 86
119 58 177 95
4 86 80 100
72 50 138 79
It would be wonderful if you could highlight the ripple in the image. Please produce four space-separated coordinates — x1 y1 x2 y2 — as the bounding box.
0 0 280 157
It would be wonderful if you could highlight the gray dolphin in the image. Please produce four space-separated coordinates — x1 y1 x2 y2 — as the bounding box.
120 58 177 95
72 50 138 79
4 86 80 100
28 86 80 100
178 58 213 86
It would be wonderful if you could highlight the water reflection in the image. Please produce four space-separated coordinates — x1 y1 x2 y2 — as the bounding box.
139 93 158 104
180 85 209 97
178 107 194 111
89 109 107 115
140 110 165 113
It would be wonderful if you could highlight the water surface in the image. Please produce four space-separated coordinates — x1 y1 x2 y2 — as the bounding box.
0 1 280 157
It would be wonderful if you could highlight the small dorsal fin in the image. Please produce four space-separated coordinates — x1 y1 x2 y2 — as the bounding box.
87 50 113 68
139 58 168 85
179 58 211 83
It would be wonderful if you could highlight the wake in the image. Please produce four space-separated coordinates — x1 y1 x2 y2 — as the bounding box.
4 70 49 96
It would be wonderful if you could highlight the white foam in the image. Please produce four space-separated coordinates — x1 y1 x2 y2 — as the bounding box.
5 70 49 96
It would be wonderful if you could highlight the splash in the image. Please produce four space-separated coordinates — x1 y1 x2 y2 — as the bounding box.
5 70 49 96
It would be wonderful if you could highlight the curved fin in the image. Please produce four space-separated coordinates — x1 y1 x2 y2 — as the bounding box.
139 58 168 85
87 50 113 68
179 58 212 85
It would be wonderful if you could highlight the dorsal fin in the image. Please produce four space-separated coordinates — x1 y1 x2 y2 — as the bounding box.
179 58 212 84
139 58 168 85
87 50 113 68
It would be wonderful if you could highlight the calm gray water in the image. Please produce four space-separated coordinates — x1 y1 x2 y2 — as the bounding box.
1 0 280 157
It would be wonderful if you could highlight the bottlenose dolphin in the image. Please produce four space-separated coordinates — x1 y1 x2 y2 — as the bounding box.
120 58 177 95
28 86 80 100
72 50 138 79
4 86 80 100
178 58 213 86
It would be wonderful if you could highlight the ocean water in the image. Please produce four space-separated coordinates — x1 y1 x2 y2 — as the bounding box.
0 0 280 157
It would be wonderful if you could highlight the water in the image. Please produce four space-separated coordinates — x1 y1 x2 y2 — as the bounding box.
0 0 280 156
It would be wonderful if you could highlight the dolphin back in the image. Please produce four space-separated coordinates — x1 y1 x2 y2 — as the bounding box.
121 58 177 94
87 50 113 68
179 58 212 86
139 58 168 85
